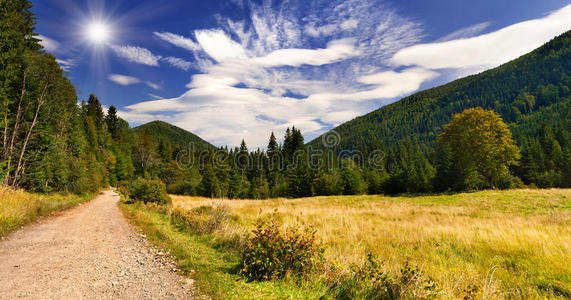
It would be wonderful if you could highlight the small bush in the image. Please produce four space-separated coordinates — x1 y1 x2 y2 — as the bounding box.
240 214 324 281
129 178 171 205
169 203 231 234
325 254 438 299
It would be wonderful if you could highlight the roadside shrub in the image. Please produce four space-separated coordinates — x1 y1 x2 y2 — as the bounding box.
129 178 171 205
325 254 438 299
240 214 324 281
169 203 231 234
116 180 132 203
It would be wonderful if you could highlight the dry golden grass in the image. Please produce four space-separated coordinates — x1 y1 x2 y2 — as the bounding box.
171 189 571 298
0 186 92 236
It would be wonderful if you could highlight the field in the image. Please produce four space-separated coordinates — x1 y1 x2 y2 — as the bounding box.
0 186 95 237
165 189 571 299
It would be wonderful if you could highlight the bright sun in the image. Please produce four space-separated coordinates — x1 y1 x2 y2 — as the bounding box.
86 22 109 44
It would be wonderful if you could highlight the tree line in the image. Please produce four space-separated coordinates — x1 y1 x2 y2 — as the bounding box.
1 2 568 197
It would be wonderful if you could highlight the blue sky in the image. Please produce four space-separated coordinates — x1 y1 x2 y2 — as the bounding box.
32 0 571 147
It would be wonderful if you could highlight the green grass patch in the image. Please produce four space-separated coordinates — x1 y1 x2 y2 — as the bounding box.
120 202 327 299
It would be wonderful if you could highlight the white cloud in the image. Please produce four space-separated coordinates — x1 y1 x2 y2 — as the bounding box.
340 19 359 30
56 58 77 71
304 23 337 37
108 74 141 86
252 39 359 67
148 93 164 100
145 81 161 90
124 66 436 147
436 22 491 42
153 32 200 51
38 35 61 53
195 29 247 62
110 45 160 66
163 56 192 71
306 67 438 104
391 4 571 69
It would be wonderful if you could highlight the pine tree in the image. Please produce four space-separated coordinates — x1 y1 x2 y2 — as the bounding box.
86 94 104 128
266 132 279 189
105 105 120 138
199 165 220 198
237 139 249 173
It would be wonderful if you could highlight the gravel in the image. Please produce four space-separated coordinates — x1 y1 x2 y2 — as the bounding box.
0 190 197 299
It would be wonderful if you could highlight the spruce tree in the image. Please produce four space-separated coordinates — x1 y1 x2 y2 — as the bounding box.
267 132 279 189
105 105 120 138
86 94 104 128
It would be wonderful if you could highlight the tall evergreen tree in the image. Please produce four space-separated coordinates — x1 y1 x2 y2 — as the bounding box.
105 105 120 138
86 94 104 128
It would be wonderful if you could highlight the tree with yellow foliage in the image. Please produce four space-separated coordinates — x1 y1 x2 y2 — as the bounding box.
435 107 521 191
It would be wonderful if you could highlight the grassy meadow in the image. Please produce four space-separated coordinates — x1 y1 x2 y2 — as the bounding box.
0 186 95 237
164 189 571 299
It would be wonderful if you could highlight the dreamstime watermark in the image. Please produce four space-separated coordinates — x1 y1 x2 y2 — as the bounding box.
175 130 385 171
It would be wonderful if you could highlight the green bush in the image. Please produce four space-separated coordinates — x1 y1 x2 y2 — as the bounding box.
325 254 439 299
166 181 196 195
129 178 171 205
240 214 324 281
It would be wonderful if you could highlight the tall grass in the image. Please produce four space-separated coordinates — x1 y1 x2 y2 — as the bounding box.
0 186 94 236
171 189 571 299
121 202 327 299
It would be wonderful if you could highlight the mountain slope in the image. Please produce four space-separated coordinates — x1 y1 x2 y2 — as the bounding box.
308 30 571 151
133 120 215 149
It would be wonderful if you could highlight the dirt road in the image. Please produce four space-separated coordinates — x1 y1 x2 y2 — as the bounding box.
0 190 194 299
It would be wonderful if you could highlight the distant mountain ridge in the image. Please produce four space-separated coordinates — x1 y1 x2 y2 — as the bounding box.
133 120 214 149
308 30 571 152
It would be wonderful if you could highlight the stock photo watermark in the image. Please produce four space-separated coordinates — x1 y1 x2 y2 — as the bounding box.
175 130 385 171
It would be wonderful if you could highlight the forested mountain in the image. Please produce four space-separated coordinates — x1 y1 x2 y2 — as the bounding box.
309 30 570 150
133 120 214 150
309 30 571 188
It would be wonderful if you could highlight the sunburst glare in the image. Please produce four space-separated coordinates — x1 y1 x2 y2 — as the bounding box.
86 21 110 44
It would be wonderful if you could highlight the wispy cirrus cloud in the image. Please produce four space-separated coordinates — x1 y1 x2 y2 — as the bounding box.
162 56 192 71
436 22 491 42
38 35 61 53
110 45 160 66
56 58 77 71
145 81 161 90
153 31 200 51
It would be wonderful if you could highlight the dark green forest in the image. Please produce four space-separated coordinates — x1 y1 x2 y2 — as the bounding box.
310 30 571 191
1 2 569 198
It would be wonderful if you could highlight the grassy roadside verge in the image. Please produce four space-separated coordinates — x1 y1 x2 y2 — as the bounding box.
120 189 571 299
119 201 326 299
0 186 96 237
